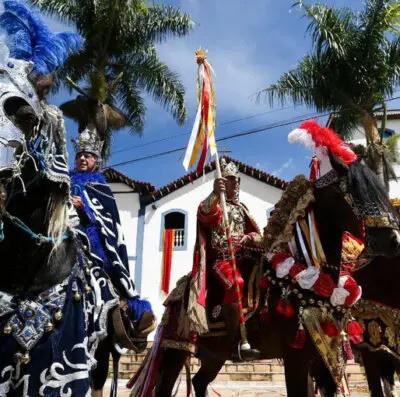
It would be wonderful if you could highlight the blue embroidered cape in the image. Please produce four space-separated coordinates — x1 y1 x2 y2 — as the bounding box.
70 171 136 299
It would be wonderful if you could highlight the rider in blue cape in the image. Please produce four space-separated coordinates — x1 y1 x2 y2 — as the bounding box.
70 130 154 331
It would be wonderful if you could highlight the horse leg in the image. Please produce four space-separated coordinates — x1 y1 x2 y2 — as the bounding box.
283 349 312 397
91 338 111 397
362 349 385 397
155 348 190 397
311 359 337 397
380 356 398 397
192 357 225 397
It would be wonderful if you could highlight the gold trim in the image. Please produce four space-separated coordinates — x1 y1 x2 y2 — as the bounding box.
200 192 219 214
201 331 228 338
264 175 314 252
364 216 398 229
248 265 258 310
162 339 197 354
208 321 225 329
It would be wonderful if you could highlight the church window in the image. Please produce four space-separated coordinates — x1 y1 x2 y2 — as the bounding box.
160 209 188 251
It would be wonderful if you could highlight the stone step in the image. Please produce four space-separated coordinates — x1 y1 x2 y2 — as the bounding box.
112 350 368 383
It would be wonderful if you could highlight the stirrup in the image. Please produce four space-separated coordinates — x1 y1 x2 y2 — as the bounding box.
238 342 261 361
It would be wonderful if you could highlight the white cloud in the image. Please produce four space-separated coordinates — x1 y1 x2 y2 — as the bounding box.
154 0 309 120
157 41 269 116
272 158 294 177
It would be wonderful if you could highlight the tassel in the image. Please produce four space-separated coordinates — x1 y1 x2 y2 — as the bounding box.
276 300 295 318
283 302 295 318
290 323 306 349
309 155 319 181
343 339 354 361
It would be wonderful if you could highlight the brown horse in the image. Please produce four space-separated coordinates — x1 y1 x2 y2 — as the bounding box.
137 152 400 397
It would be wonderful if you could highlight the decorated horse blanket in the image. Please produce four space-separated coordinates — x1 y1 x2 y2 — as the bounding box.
160 245 262 355
0 231 119 396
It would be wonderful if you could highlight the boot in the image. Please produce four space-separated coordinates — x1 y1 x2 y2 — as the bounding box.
222 303 260 361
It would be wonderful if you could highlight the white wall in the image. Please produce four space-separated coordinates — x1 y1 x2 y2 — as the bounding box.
109 182 140 280
138 172 283 332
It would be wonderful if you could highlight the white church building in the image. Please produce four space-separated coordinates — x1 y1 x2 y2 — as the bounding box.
103 157 286 329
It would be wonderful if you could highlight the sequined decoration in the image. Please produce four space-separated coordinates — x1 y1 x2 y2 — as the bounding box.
367 321 382 346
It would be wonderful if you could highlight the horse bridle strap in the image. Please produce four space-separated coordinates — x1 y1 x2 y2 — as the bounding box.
1 212 72 244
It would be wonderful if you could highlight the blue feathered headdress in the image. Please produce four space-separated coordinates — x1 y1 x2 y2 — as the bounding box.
0 0 82 75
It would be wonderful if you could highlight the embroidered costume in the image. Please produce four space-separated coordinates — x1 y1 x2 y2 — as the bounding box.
70 170 137 300
70 111 153 327
186 159 262 360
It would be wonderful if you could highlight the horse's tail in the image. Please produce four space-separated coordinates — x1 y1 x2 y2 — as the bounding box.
126 324 164 396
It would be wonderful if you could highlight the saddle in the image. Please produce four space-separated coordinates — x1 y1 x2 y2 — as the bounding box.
112 300 156 353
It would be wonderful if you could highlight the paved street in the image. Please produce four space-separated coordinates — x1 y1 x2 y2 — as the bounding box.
104 381 395 396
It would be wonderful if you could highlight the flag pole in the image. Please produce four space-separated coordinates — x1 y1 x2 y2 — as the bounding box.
187 48 249 350
213 149 250 350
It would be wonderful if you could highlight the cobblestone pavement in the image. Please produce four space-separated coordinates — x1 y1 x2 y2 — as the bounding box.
104 381 397 396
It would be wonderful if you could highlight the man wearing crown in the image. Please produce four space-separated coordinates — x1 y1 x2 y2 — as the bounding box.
70 130 154 334
188 159 263 360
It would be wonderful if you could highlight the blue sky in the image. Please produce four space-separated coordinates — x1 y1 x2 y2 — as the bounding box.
45 0 400 187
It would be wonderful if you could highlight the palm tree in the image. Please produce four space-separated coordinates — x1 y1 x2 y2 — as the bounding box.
258 0 400 190
30 0 194 157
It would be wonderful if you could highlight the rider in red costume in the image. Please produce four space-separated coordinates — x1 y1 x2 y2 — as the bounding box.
195 159 262 360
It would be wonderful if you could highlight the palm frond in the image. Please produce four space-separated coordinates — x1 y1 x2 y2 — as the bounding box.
385 1 400 33
116 75 146 134
120 52 187 125
301 2 354 58
29 0 78 23
103 104 126 129
329 108 362 140
385 134 400 163
60 96 89 122
33 0 192 150
121 5 195 45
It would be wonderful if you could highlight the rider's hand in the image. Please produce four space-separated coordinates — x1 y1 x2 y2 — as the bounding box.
72 195 84 209
240 234 253 246
213 178 226 196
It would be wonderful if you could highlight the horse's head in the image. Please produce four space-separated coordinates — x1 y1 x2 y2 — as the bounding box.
0 45 73 254
0 44 43 182
289 120 400 259
328 150 400 257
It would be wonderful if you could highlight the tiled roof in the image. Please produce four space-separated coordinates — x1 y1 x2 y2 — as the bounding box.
103 168 155 193
148 156 287 202
327 109 400 128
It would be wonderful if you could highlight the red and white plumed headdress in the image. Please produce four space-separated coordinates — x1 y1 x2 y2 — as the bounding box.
288 120 357 179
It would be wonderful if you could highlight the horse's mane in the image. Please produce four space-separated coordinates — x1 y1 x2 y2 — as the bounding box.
347 161 399 222
42 104 70 249
47 192 69 248
264 174 314 252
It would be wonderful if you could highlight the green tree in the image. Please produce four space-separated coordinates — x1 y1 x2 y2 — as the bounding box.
31 0 194 157
258 0 400 190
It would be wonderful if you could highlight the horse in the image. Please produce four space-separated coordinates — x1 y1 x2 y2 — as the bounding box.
129 150 400 397
303 154 400 397
0 64 150 395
